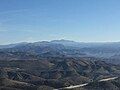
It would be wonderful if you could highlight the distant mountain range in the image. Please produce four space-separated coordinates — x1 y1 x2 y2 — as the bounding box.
0 40 120 64
1 39 120 49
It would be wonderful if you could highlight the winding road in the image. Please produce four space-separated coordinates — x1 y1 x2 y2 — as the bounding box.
54 77 118 90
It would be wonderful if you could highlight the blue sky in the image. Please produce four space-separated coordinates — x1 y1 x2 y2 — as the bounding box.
0 0 120 44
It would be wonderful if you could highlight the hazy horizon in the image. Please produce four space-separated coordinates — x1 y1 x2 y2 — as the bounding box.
1 0 120 44
1 39 120 45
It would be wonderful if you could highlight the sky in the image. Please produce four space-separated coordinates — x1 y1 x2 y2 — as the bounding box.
0 0 120 44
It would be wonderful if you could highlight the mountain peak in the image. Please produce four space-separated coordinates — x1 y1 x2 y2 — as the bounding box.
51 39 76 43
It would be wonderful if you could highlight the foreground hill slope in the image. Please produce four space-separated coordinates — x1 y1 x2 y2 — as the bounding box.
0 58 120 89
